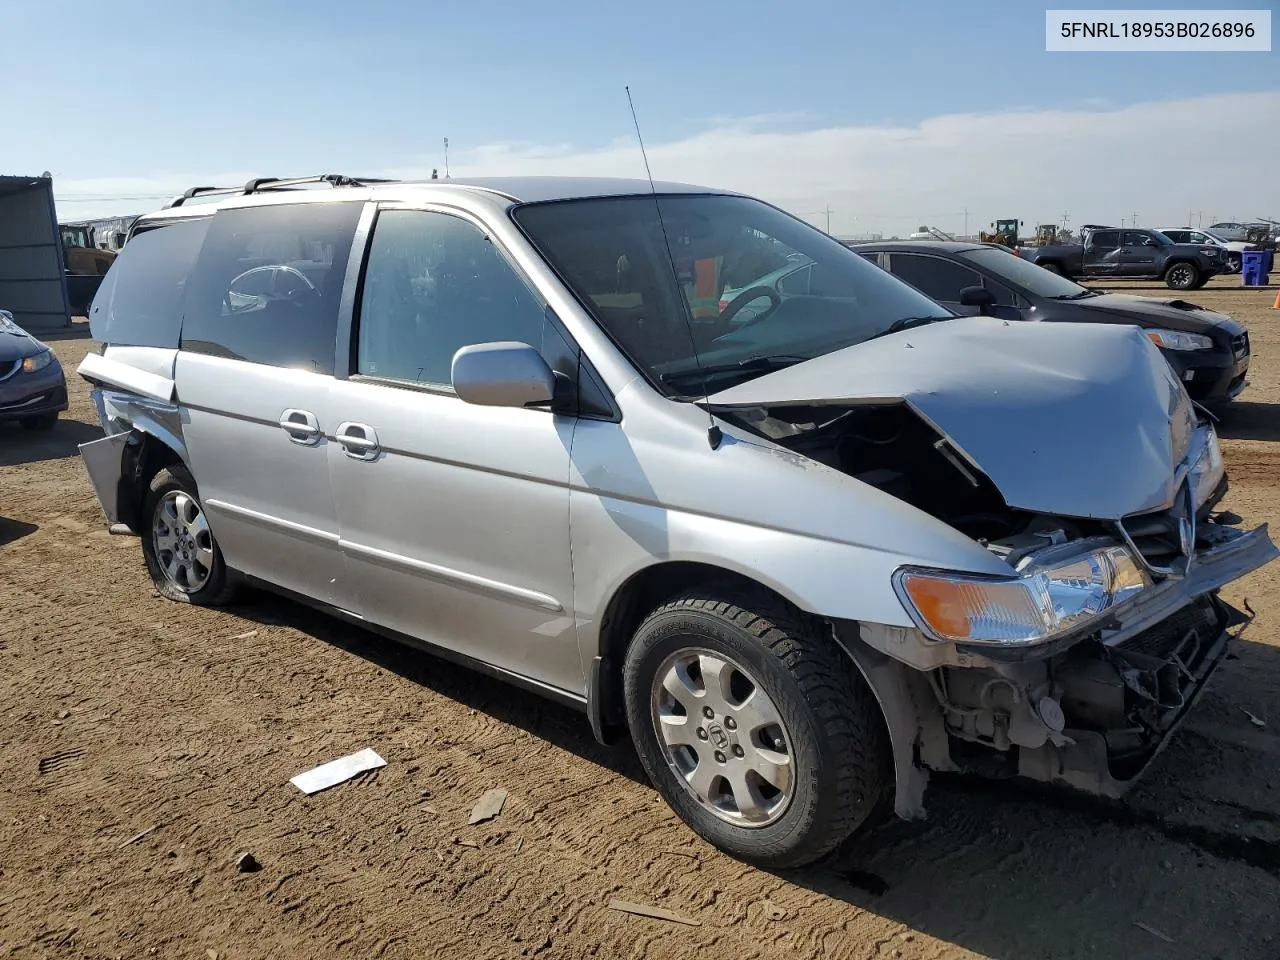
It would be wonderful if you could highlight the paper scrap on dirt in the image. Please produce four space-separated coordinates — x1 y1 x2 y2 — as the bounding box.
607 900 701 927
1242 708 1266 728
467 788 507 824
289 748 386 795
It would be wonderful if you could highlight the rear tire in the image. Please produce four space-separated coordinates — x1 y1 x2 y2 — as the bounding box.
1227 253 1242 274
622 585 891 870
141 465 236 605
1038 261 1062 275
19 412 58 431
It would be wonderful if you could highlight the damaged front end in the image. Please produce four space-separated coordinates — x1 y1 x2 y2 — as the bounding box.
705 319 1278 812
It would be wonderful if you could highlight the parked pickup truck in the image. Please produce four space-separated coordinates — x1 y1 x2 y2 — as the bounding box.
1018 226 1227 290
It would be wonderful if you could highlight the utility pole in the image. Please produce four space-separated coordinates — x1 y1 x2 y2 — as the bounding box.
963 207 969 238
824 205 832 234
1131 211 1138 227
443 137 450 178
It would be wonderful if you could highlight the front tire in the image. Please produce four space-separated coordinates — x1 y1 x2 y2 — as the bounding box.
1165 262 1200 290
141 465 236 605
1038 261 1062 275
622 586 891 870
1227 253 1242 274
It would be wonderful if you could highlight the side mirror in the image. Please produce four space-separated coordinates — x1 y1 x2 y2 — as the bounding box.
452 341 556 409
959 285 996 314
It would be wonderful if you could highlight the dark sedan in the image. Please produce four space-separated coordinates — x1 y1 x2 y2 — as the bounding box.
0 309 68 430
844 241 1250 406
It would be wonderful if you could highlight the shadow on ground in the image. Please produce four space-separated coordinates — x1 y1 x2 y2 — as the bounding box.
0 417 104 467
229 587 1280 960
1216 401 1280 443
0 517 39 547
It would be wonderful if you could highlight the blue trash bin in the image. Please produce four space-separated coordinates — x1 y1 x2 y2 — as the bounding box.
1241 250 1267 286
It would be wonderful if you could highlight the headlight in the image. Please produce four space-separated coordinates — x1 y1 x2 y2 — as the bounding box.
1190 425 1224 508
1146 329 1213 351
21 350 53 373
895 545 1150 646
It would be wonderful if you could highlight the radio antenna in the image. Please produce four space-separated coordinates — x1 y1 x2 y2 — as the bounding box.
624 86 721 448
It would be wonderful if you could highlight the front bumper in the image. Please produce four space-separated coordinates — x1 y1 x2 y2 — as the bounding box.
0 362 68 422
922 522 1276 801
1165 347 1249 405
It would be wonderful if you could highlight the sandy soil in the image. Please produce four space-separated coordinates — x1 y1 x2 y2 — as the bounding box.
2 276 1279 960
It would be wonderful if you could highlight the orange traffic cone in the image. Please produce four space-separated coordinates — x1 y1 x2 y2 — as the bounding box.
1273 289 1280 310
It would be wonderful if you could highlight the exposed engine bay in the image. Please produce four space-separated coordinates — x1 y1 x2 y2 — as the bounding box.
730 399 1270 806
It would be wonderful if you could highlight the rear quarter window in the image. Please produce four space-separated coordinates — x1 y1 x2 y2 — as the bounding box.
179 201 363 375
88 217 211 347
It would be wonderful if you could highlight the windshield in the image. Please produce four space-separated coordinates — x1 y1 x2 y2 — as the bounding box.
960 247 1093 299
511 194 952 396
1149 230 1175 245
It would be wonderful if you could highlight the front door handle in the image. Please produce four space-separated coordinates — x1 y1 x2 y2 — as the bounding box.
336 421 380 461
279 408 322 446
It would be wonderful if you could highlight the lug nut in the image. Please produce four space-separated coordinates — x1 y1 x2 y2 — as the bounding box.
773 737 785 751
732 745 744 758
702 706 714 719
696 727 708 740
724 717 736 730
714 751 726 764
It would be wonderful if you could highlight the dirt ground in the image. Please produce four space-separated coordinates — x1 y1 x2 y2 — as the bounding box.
2 277 1279 960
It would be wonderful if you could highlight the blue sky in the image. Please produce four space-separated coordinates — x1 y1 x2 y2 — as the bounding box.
7 0 1276 233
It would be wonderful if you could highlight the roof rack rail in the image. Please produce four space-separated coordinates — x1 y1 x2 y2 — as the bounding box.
163 173 397 209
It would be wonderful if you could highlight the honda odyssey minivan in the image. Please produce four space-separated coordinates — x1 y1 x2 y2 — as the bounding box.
77 175 1277 869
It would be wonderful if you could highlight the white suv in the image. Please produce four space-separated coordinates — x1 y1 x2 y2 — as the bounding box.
77 175 1277 868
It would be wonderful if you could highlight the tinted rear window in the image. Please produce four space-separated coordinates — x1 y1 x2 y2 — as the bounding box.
88 218 211 347
180 201 363 375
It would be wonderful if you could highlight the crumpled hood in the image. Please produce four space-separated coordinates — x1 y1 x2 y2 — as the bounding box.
1079 293 1243 336
705 317 1197 521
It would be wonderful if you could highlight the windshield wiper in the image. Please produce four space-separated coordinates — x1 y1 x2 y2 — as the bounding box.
659 354 808 384
866 315 949 341
1048 290 1097 301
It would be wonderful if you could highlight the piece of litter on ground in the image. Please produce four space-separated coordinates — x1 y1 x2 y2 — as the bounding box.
206 950 219 960
1242 708 1266 728
607 900 701 927
230 630 258 641
467 788 507 825
514 836 524 853
1134 921 1174 944
453 837 480 848
289 748 386 794
118 825 160 849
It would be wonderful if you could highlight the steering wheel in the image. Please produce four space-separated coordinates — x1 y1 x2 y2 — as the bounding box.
718 285 782 328
225 265 318 314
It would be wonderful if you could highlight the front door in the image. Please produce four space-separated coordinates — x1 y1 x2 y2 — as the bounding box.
175 200 366 607
326 206 581 694
1119 231 1160 276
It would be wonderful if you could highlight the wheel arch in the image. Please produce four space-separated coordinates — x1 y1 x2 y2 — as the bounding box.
116 427 186 533
586 560 918 817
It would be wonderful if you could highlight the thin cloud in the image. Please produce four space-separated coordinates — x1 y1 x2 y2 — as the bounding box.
52 91 1279 235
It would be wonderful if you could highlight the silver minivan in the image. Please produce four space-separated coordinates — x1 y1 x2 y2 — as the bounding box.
78 175 1277 869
